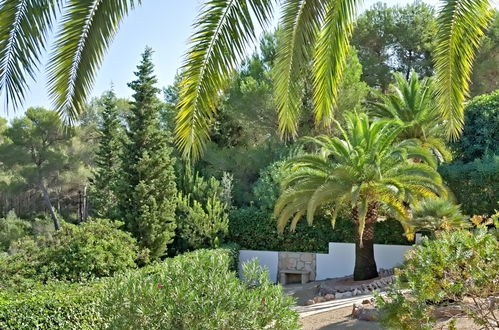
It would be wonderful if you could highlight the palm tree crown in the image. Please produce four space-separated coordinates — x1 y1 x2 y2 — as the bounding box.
274 113 446 280
0 0 494 158
369 71 452 162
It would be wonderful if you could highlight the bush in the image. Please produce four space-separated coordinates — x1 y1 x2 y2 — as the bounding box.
0 210 30 251
0 282 105 329
439 156 499 215
452 90 499 162
376 228 499 329
0 218 140 286
41 218 139 281
173 168 229 254
101 248 299 329
228 207 410 252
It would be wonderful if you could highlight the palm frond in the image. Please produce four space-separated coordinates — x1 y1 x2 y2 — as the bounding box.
47 0 138 123
274 0 327 138
175 0 274 159
434 0 493 138
312 0 359 127
0 0 60 109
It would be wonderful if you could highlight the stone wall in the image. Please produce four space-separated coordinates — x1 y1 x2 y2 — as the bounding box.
278 252 316 281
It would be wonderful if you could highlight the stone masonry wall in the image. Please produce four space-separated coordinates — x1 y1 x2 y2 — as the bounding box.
278 252 316 281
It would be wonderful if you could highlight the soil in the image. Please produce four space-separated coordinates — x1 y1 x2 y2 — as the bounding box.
299 306 381 330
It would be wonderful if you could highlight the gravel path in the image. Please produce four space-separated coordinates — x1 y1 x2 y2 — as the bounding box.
299 305 382 330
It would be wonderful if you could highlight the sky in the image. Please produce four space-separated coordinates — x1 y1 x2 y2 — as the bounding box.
2 0 442 120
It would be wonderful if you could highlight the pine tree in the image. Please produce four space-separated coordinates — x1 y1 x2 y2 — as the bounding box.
89 89 122 219
118 47 177 259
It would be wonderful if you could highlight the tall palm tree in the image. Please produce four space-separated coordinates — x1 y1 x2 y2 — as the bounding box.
0 0 494 157
274 113 446 280
369 71 452 163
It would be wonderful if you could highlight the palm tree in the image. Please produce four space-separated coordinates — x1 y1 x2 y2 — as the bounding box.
0 0 494 157
369 71 452 163
274 113 446 280
404 197 469 238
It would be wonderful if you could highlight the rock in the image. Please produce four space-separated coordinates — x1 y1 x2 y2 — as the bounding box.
300 254 314 262
305 299 315 306
325 294 335 301
313 296 325 303
353 289 361 296
362 299 371 304
296 261 305 270
352 304 379 321
352 303 361 317
343 291 353 298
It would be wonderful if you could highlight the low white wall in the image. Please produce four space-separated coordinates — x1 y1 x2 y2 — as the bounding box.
316 243 412 280
239 250 279 283
240 242 412 283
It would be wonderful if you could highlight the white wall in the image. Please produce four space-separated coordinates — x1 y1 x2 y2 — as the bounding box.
239 250 279 283
239 243 412 282
316 243 412 280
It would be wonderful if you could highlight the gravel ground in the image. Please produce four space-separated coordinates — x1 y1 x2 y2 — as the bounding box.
299 306 381 330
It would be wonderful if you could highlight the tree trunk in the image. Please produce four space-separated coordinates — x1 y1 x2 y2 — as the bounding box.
39 181 60 230
352 202 379 281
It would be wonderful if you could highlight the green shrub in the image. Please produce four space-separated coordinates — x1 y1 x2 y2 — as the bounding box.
0 281 105 329
439 156 499 215
0 210 30 251
0 218 139 287
252 160 287 211
41 218 139 281
173 168 229 254
228 207 410 252
452 90 499 162
376 228 499 329
0 238 43 289
101 248 299 329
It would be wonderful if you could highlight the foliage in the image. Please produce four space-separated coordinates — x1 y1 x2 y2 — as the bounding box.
101 248 300 329
228 207 410 253
404 197 469 237
0 210 30 251
352 2 436 90
174 166 228 253
118 48 177 259
252 160 288 211
0 108 73 229
89 89 123 220
434 0 494 138
470 12 499 96
0 282 105 330
41 219 139 281
439 156 499 215
452 90 499 162
369 71 452 163
275 113 445 279
377 228 499 329
0 219 139 286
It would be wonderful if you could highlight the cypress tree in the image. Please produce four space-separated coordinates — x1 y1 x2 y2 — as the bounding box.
119 47 177 259
89 89 122 219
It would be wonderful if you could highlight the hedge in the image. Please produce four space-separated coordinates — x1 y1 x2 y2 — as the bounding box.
439 156 499 215
0 282 105 329
228 207 410 253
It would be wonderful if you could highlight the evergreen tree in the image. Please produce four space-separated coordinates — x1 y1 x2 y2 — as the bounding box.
118 47 177 259
89 90 122 219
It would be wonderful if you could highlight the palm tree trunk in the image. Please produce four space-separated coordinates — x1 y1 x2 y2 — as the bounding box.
352 202 379 281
